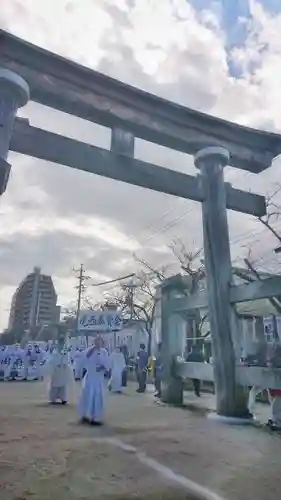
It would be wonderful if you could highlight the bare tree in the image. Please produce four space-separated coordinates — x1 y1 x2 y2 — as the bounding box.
236 184 281 315
105 242 208 356
244 255 281 314
107 259 166 356
257 184 281 249
169 238 208 338
132 246 208 351
169 238 205 293
228 187 281 355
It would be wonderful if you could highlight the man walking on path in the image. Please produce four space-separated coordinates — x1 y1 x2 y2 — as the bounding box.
154 343 163 398
136 343 148 393
44 327 74 405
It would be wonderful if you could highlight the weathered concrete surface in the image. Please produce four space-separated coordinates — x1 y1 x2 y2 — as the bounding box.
0 382 280 500
179 385 271 423
177 362 281 391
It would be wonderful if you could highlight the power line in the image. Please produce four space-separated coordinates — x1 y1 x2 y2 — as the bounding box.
114 198 186 249
139 207 193 245
91 273 135 287
100 218 281 293
126 201 183 244
81 190 281 300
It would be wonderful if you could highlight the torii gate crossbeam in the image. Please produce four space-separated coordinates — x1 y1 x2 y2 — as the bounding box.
10 118 266 217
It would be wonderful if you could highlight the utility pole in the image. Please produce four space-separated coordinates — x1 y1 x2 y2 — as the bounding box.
73 264 91 339
122 277 138 320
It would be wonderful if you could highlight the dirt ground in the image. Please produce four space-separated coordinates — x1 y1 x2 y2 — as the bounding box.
0 382 281 500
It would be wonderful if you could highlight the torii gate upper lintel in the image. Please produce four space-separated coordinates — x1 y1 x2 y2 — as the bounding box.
1 29 281 174
0 30 279 209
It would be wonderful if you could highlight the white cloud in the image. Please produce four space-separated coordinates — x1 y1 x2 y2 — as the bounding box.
1 0 281 330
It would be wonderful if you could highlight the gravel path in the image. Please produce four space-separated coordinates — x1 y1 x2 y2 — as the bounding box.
0 381 280 500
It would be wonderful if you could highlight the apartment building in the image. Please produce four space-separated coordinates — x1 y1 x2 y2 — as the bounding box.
8 267 58 331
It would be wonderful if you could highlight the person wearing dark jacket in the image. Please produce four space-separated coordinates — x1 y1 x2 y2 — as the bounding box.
120 345 128 387
186 344 204 397
154 343 163 398
136 344 148 393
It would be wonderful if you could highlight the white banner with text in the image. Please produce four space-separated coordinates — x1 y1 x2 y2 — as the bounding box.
78 310 123 332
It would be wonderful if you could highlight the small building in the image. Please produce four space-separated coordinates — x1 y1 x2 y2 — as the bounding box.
110 319 148 356
151 267 281 358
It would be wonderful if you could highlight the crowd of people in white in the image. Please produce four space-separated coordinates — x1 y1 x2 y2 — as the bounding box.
0 336 128 425
2 337 281 430
0 342 84 381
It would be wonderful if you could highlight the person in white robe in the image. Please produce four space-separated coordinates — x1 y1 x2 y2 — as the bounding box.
0 346 8 379
108 347 126 393
3 346 14 380
78 336 109 425
73 348 84 380
44 345 74 404
248 386 262 415
43 344 50 363
0 346 5 360
22 345 32 380
26 346 39 381
267 345 281 430
13 345 25 380
15 362 26 380
33 344 44 380
248 385 273 416
0 347 6 380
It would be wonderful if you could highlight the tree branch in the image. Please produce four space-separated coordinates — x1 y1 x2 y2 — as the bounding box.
256 184 281 244
169 238 205 293
244 258 281 314
258 217 281 244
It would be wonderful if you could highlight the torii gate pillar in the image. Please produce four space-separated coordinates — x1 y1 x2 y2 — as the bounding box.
0 68 29 194
195 147 249 417
161 277 186 406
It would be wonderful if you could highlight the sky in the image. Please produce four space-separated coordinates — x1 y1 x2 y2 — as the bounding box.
1 0 281 329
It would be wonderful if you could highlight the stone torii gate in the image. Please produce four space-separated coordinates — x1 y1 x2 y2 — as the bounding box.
1 30 281 418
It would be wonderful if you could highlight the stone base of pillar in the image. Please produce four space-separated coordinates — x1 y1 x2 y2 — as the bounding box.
0 158 11 195
208 413 255 425
161 378 184 406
